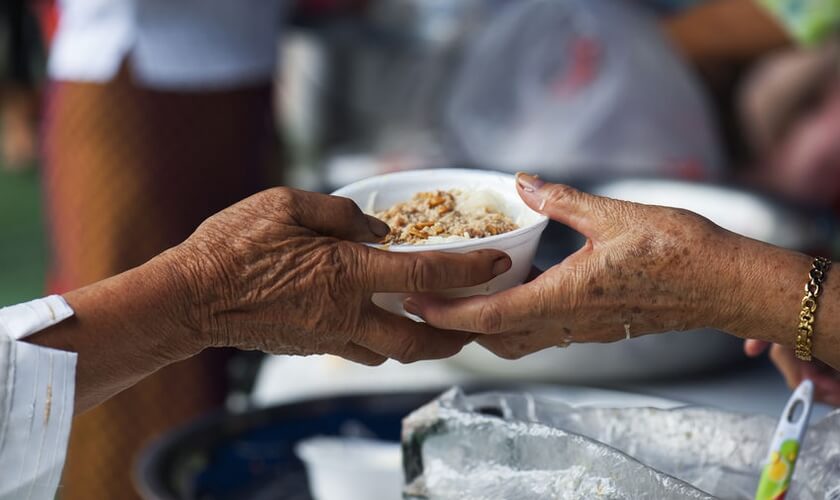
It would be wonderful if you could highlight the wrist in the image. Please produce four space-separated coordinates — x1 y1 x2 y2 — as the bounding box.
713 235 810 344
142 247 209 359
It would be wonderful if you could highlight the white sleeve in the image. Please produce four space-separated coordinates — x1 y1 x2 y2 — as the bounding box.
0 296 77 500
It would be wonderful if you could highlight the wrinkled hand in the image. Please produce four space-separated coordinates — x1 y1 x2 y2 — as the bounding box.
405 174 744 359
168 188 510 364
745 340 840 406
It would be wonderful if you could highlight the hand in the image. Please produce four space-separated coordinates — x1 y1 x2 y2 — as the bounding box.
745 340 840 406
404 173 747 360
168 187 510 364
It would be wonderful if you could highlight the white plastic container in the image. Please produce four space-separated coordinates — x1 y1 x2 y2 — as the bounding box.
331 168 549 316
295 437 402 500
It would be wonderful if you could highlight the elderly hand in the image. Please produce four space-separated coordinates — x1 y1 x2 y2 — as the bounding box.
404 174 757 359
745 340 840 406
167 187 510 364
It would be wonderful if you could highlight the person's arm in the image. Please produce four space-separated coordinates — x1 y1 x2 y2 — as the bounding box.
407 174 840 371
24 253 197 413
24 187 509 414
663 0 792 64
723 240 840 365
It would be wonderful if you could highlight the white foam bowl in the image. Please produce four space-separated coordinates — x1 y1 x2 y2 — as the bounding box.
295 437 402 500
332 168 549 316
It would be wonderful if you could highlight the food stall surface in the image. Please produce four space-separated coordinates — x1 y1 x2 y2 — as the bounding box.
136 356 832 500
253 354 833 419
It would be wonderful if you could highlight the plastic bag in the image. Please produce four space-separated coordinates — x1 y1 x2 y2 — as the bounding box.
402 389 840 499
445 0 724 180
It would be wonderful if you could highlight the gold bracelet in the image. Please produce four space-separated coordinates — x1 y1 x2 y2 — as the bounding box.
795 256 832 361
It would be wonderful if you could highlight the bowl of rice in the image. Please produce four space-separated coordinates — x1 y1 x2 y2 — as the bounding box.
331 168 549 316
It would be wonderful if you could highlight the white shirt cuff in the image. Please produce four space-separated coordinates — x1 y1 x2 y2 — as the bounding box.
0 296 77 500
0 296 74 341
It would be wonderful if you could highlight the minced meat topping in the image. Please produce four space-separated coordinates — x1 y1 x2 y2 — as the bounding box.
375 189 519 244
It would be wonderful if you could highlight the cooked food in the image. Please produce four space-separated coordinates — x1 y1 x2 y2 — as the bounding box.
375 189 519 245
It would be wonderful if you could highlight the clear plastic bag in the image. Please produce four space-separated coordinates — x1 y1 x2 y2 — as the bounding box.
403 389 840 499
445 0 724 179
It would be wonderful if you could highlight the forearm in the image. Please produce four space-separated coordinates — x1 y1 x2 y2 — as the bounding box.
718 236 840 370
23 249 202 413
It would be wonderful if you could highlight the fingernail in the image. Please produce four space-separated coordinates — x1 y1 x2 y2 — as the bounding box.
492 256 512 276
404 298 422 316
368 216 391 238
516 172 544 193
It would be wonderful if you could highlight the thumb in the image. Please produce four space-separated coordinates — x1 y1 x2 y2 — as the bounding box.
744 339 771 357
515 173 605 238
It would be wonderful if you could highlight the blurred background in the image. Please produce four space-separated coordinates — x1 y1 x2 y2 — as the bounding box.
2 0 840 498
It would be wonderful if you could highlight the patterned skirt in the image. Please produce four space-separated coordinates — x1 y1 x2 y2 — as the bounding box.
42 65 276 500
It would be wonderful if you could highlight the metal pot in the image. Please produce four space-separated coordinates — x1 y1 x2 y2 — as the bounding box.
135 386 680 499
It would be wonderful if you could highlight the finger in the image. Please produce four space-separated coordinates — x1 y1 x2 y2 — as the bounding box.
337 343 388 367
356 308 472 363
477 331 556 360
515 173 610 238
819 391 840 407
277 188 390 242
404 282 539 334
799 362 840 405
810 372 840 405
804 372 840 401
362 247 511 292
769 344 805 389
744 339 771 357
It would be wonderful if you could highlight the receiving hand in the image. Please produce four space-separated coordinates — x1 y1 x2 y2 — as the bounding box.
404 174 744 359
167 188 510 364
745 340 840 406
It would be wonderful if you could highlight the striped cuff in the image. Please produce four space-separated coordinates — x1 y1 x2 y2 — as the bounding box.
0 295 77 500
0 338 77 500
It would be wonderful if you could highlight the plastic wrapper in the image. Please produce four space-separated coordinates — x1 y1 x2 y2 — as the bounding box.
402 389 840 499
445 0 723 179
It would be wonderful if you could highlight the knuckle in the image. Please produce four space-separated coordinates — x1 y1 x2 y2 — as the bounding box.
339 244 368 285
486 339 525 360
363 356 387 367
673 208 716 234
532 285 553 317
672 207 702 221
545 184 579 208
476 303 505 334
263 187 297 219
267 186 295 206
498 349 526 361
394 337 421 363
408 257 437 291
462 254 490 285
335 195 363 220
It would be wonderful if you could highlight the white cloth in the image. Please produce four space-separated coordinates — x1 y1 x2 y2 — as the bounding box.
0 296 76 500
49 0 289 90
